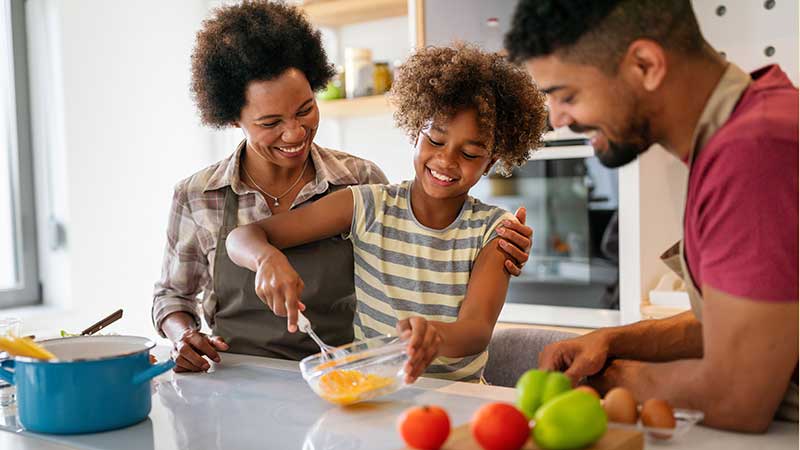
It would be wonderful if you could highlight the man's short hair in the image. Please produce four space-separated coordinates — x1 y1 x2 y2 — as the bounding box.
505 0 705 72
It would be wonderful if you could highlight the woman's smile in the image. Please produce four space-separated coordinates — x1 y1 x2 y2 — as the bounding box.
272 135 310 159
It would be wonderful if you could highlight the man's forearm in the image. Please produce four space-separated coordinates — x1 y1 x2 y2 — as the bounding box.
596 358 702 408
605 311 703 361
600 358 777 433
594 289 797 434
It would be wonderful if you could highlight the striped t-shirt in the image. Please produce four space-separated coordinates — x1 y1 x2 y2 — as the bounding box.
348 181 514 382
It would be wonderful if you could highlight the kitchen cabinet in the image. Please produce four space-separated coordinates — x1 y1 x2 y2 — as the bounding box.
301 0 419 118
301 0 407 27
302 0 420 181
316 91 392 118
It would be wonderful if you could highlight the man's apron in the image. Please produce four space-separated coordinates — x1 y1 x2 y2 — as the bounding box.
659 63 798 421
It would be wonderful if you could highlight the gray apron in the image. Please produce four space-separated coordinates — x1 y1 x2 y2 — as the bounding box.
210 186 356 360
659 63 797 422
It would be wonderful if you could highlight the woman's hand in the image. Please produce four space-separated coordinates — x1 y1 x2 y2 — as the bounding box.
397 317 442 384
255 252 307 332
171 328 229 373
162 312 229 373
496 207 533 276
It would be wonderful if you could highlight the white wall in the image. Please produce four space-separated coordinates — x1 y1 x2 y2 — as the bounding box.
630 148 688 318
696 0 798 85
19 0 217 339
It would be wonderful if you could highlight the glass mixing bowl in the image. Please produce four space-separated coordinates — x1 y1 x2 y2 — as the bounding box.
299 335 408 406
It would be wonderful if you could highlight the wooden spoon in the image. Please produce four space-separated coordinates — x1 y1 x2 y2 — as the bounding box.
80 309 124 336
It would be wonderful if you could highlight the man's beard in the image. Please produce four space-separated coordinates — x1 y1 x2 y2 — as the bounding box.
597 139 647 168
570 117 652 169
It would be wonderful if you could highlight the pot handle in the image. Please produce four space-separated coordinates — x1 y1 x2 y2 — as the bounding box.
132 359 175 385
0 359 15 385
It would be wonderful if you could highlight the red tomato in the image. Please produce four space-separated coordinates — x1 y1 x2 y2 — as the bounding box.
471 402 530 450
397 405 451 450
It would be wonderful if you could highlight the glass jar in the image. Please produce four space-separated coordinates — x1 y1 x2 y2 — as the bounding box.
0 317 21 408
373 62 392 95
344 48 373 98
316 65 345 101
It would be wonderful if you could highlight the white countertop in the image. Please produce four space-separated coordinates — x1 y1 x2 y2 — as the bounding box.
0 349 797 450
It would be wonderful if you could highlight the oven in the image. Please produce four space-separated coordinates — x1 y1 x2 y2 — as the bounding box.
472 142 621 328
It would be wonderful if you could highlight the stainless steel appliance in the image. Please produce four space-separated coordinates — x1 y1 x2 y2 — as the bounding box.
472 144 621 327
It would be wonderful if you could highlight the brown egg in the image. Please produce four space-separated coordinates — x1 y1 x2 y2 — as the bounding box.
574 385 600 399
602 387 638 424
641 398 676 439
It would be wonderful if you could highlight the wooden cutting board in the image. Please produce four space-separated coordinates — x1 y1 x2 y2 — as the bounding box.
403 424 643 450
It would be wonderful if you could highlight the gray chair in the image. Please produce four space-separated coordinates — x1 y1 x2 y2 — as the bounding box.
483 327 579 387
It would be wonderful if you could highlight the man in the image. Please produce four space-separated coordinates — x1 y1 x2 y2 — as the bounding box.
506 0 798 432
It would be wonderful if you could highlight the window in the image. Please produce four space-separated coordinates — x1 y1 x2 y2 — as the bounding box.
0 0 39 307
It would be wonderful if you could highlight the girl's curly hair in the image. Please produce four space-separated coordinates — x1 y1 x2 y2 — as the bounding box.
190 1 334 128
389 45 547 175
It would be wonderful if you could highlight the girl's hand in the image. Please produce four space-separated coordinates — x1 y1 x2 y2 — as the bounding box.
496 207 533 276
397 317 442 384
254 252 306 332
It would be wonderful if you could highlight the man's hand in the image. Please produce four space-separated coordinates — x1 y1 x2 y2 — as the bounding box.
496 207 533 276
538 331 612 384
587 359 647 396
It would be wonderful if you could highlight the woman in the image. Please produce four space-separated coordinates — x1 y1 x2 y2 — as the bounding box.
151 1 533 373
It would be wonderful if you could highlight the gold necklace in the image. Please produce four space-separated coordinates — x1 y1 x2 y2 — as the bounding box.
241 158 309 207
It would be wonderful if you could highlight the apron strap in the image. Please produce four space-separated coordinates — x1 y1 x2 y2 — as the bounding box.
222 187 239 235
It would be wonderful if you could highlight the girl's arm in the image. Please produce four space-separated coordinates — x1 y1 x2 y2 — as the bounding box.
399 237 512 381
227 188 355 267
433 237 511 355
226 188 355 331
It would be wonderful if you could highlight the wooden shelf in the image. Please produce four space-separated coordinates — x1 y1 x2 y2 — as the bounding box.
301 0 407 27
317 94 393 118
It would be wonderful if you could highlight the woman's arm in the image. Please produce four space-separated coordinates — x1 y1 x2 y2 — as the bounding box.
162 312 229 372
154 185 230 372
225 188 355 331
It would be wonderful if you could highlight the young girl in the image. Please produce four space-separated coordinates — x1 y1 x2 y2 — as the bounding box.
226 45 547 383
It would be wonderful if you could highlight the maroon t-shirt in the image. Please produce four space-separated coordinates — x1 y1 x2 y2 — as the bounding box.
684 65 798 302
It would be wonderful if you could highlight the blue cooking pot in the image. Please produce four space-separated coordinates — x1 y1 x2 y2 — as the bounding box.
0 335 174 434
